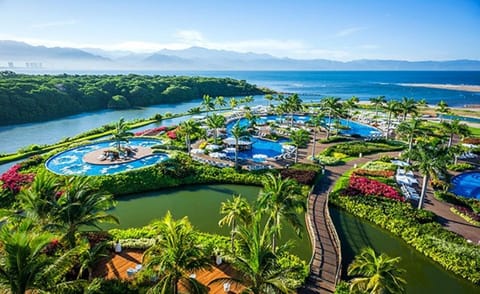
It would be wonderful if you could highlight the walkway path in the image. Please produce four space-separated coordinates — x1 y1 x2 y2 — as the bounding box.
300 151 399 293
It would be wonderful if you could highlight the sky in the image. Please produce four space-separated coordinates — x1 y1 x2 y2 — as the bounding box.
0 0 479 61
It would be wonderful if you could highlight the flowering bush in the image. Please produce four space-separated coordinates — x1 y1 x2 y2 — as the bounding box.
0 164 35 193
345 175 404 201
280 169 317 185
166 130 177 139
134 126 167 136
352 169 395 178
453 205 480 222
361 161 396 171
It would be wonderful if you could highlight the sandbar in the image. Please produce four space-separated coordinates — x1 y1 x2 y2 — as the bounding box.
399 83 480 92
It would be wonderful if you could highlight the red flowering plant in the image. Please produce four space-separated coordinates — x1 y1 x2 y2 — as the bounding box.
344 175 404 201
42 238 63 256
166 130 177 139
0 164 35 193
352 169 395 178
134 126 167 136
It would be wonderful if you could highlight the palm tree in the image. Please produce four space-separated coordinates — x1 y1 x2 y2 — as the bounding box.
320 97 343 140
206 114 226 143
215 96 226 109
369 96 386 123
436 100 450 122
409 143 449 209
18 170 60 224
210 213 297 294
243 95 255 104
343 96 359 126
308 113 325 158
49 177 119 248
396 118 423 161
231 121 248 169
284 93 303 126
440 119 470 148
202 94 215 117
257 173 305 252
244 110 259 130
78 242 108 281
229 97 238 110
111 118 133 150
348 247 406 294
0 219 87 294
178 119 201 155
417 98 428 107
398 97 418 121
143 212 211 294
383 100 400 139
264 94 274 109
290 129 310 163
218 195 252 253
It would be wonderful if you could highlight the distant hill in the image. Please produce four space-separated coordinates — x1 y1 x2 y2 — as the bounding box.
1 40 479 70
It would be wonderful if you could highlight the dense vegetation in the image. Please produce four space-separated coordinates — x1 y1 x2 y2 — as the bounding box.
0 72 266 125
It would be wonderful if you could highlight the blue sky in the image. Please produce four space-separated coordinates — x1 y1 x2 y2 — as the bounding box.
1 0 479 61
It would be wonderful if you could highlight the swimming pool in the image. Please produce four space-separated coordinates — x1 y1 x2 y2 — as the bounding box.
46 138 169 176
224 114 381 160
450 172 480 200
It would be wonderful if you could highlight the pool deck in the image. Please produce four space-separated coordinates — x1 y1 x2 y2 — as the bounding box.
83 146 153 165
94 249 245 293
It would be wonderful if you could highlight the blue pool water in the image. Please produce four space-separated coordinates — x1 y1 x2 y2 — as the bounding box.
450 172 480 200
46 138 169 176
225 114 380 160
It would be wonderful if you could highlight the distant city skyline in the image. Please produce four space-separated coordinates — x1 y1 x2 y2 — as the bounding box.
0 0 479 61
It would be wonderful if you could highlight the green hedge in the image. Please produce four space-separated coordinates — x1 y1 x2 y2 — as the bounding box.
447 163 474 172
330 192 480 284
434 191 480 214
321 140 405 157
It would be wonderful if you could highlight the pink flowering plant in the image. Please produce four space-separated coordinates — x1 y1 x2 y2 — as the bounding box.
345 175 404 201
0 164 35 193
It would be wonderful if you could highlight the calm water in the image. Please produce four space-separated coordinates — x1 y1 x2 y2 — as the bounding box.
450 171 480 200
104 184 312 261
1 71 479 169
330 207 479 293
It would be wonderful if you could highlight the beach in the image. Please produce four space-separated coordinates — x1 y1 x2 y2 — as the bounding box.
400 83 480 92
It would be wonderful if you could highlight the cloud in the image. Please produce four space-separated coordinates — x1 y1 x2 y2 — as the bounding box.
174 30 204 44
336 26 366 37
31 20 77 29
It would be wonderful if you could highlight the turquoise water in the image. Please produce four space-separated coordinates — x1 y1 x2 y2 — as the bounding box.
45 138 168 176
223 114 380 160
450 172 480 200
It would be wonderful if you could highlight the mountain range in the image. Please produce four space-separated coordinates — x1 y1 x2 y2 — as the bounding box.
1 40 479 70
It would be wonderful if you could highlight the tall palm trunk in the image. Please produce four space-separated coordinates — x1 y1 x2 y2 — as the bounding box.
311 129 317 158
448 134 454 148
407 136 414 164
418 174 429 209
326 110 332 140
385 112 392 139
234 139 239 169
186 134 191 155
294 147 298 163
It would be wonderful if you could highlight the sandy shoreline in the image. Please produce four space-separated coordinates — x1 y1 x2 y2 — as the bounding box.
399 83 480 92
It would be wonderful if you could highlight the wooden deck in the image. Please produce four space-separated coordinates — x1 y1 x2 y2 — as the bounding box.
94 250 244 293
300 151 400 293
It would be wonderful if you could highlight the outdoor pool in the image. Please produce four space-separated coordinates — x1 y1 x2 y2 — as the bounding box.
450 171 480 200
45 138 169 176
224 114 381 160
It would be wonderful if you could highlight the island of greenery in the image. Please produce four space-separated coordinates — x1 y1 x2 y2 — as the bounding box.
0 71 268 125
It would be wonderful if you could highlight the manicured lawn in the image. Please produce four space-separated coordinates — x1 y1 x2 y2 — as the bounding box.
469 126 480 137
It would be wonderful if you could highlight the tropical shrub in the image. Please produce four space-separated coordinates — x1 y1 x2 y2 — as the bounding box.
321 140 405 157
451 206 480 226
434 191 480 214
280 169 317 185
352 169 395 178
0 164 35 193
361 161 396 171
316 155 344 166
330 190 480 284
447 163 474 172
344 176 404 201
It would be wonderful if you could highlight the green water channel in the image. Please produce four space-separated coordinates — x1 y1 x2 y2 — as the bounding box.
106 184 312 261
105 184 478 292
330 207 479 293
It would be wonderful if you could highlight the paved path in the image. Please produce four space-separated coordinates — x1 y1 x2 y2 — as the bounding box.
300 151 399 293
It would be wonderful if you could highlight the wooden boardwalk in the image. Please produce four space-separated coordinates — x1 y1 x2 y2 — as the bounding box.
300 152 400 293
